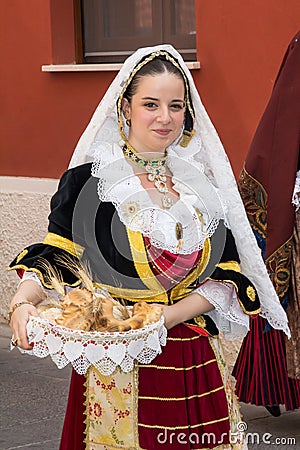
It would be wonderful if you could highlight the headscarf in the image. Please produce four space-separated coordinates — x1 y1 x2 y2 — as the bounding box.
68 44 290 337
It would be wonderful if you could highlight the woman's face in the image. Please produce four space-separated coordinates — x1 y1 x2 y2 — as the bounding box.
122 72 185 154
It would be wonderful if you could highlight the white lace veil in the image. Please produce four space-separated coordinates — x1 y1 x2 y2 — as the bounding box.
68 44 290 337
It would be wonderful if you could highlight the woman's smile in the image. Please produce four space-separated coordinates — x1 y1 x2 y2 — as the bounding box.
153 128 173 136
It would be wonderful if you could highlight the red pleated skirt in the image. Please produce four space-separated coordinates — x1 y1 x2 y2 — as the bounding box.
59 324 233 450
233 315 300 410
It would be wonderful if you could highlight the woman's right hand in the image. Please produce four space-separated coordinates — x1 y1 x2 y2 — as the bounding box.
9 302 39 350
9 279 46 350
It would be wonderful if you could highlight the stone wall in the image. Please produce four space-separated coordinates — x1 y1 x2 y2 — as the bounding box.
0 176 58 320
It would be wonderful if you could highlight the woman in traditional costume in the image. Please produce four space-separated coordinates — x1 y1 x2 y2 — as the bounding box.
233 31 300 416
8 45 289 449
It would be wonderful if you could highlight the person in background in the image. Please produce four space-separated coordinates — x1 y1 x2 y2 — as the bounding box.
8 45 289 449
233 31 300 416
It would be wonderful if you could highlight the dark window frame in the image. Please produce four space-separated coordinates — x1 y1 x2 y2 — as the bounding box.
74 0 196 63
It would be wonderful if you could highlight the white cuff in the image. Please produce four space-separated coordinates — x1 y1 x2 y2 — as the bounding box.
18 271 43 288
193 279 249 340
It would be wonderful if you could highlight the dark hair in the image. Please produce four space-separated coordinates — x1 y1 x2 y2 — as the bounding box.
123 57 185 103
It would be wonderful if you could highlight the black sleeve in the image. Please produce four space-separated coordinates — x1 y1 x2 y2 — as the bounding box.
48 163 93 243
8 163 93 288
209 228 261 315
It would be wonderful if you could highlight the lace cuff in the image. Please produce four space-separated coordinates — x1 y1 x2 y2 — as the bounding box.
19 270 43 287
193 280 249 340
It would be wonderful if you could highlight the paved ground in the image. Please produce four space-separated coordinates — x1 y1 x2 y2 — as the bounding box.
1 322 300 450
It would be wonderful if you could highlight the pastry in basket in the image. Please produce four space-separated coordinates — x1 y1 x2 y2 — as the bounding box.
55 288 94 330
93 298 162 332
37 289 94 330
35 256 163 332
38 289 163 332
132 301 163 324
49 288 130 331
37 304 63 323
52 290 162 332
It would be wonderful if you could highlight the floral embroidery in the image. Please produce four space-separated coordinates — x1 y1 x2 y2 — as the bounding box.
238 167 267 238
122 201 140 221
267 239 293 298
94 403 103 418
85 366 139 449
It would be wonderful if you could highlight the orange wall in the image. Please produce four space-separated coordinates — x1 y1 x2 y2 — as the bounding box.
195 0 300 176
1 0 115 179
1 0 300 179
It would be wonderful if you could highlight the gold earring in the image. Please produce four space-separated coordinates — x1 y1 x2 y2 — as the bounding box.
126 119 131 127
178 129 195 147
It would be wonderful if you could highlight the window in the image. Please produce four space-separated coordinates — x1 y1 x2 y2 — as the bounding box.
75 0 196 63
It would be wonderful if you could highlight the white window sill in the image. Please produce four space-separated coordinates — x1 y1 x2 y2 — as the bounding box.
41 61 200 72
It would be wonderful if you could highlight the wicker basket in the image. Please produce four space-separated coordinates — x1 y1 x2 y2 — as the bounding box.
14 314 167 375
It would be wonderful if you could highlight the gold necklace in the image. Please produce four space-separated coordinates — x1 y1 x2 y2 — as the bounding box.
122 141 174 209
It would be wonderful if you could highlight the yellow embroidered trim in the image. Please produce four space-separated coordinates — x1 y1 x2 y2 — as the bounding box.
126 228 168 303
167 334 202 341
169 238 211 302
238 165 267 238
7 265 81 289
206 277 261 315
138 358 216 371
138 415 229 430
43 232 84 258
83 368 90 449
93 282 168 303
94 233 210 305
139 386 224 401
133 363 140 447
217 261 241 272
194 315 206 328
246 285 256 302
16 249 28 264
266 237 293 298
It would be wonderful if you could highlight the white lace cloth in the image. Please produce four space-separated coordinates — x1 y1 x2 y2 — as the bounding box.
195 280 249 340
91 142 224 254
13 315 167 375
292 170 300 211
